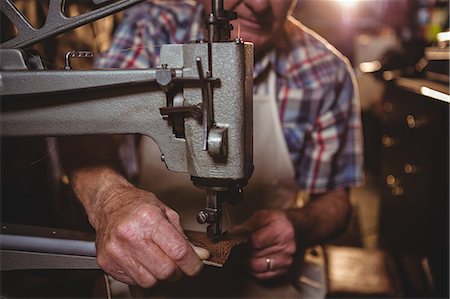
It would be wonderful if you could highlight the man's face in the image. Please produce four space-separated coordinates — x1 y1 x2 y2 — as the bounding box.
202 0 294 55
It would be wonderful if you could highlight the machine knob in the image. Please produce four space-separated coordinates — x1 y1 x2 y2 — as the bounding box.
197 210 208 224
208 126 228 158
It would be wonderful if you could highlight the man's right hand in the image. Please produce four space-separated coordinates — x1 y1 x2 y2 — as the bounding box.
71 167 204 288
95 184 204 287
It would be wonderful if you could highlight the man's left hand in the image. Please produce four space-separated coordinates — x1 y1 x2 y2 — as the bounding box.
233 210 297 280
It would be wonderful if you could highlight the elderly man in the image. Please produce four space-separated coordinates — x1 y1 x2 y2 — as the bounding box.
63 0 364 296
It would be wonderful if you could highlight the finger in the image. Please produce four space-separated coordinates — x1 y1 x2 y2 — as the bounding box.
248 243 286 259
250 269 287 280
97 243 136 285
190 242 210 260
250 227 280 249
151 221 203 277
233 210 273 233
110 253 157 288
246 254 293 274
164 207 186 237
231 223 253 235
249 240 296 259
135 241 180 281
165 210 210 261
167 267 184 282
98 241 158 288
107 268 136 285
126 261 158 288
250 224 295 251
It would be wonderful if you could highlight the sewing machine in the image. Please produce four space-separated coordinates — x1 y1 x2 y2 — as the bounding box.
0 0 253 270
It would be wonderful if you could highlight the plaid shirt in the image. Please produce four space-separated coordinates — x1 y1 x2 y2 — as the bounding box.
96 1 364 194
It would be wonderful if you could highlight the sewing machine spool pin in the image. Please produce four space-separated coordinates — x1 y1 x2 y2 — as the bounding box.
64 50 94 70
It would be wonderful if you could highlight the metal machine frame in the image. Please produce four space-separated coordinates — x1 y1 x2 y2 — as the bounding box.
0 0 253 270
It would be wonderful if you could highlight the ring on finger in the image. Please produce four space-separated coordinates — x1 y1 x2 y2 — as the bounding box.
265 257 273 271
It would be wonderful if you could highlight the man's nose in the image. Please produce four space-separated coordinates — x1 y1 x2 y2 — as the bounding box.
245 0 271 14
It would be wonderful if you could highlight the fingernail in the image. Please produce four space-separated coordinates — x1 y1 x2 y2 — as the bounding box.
193 245 210 260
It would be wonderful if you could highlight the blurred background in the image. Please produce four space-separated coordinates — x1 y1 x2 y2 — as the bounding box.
296 1 449 298
1 0 449 298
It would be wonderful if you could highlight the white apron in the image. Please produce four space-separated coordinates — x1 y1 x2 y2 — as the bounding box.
134 69 326 298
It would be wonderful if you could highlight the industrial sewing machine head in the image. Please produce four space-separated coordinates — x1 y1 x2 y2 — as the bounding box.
0 0 254 241
157 0 254 241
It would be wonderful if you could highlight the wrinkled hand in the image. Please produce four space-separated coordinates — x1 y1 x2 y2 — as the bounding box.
233 210 296 280
94 185 204 288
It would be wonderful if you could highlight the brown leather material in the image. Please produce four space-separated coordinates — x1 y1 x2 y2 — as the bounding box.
185 231 247 266
324 245 402 298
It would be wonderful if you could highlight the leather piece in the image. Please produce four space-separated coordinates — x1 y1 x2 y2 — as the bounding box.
185 231 247 267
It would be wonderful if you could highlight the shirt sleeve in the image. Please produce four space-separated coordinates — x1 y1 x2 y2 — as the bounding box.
94 5 155 69
297 61 365 194
94 2 203 69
